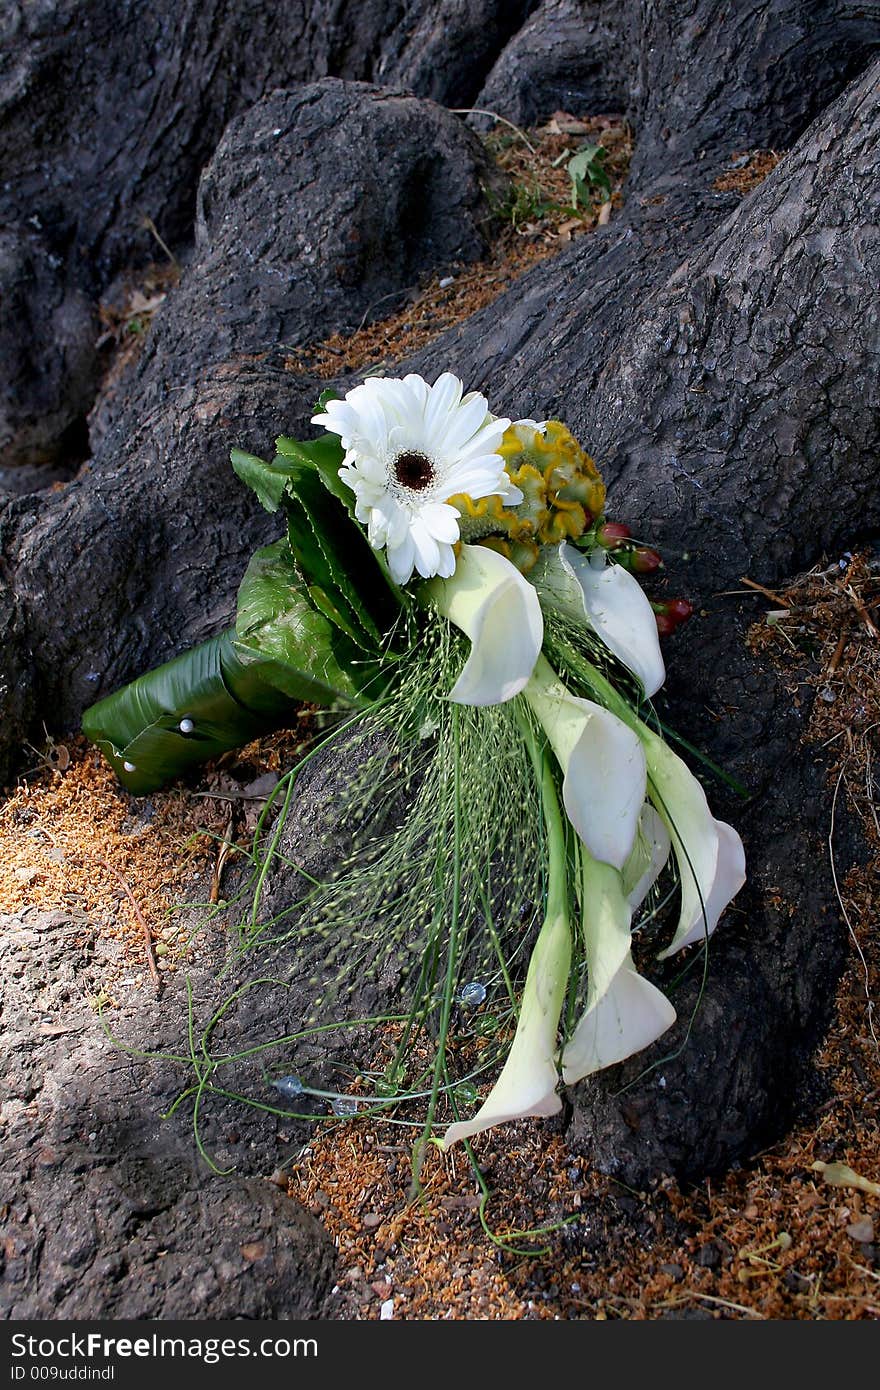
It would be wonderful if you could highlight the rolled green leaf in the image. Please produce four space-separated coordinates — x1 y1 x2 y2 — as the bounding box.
230 449 292 513
82 631 284 793
83 544 369 794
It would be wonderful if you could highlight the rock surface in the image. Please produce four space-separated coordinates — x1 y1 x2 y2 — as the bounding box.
0 909 334 1318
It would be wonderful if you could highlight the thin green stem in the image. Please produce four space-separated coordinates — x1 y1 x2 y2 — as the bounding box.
411 703 463 1190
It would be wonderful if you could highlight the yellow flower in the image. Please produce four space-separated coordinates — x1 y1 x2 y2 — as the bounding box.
452 420 606 570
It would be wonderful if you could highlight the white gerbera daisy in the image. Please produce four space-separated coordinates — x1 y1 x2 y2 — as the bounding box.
311 372 520 584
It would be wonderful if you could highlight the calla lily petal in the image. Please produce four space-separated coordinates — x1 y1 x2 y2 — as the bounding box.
532 543 666 698
657 817 746 957
638 725 746 957
524 655 646 870
561 853 676 1082
562 953 677 1081
442 906 570 1148
428 543 543 705
622 804 672 911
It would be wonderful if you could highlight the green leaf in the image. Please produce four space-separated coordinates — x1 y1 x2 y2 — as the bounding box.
567 145 611 206
230 449 292 512
275 433 342 468
81 632 284 794
281 463 401 649
315 387 341 412
81 593 368 794
275 432 355 514
235 540 360 702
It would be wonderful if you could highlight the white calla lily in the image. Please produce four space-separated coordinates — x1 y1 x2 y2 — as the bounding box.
443 755 571 1148
531 542 665 698
427 543 543 705
524 655 646 870
442 904 570 1147
561 853 676 1083
622 804 672 911
638 724 746 957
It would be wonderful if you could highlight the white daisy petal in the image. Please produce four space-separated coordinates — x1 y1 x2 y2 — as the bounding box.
423 372 464 432
434 543 457 579
402 374 430 409
387 532 416 585
435 462 508 502
438 392 493 452
323 373 519 582
419 502 461 544
455 418 511 462
409 517 441 578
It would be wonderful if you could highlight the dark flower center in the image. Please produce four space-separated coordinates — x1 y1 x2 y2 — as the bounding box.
393 450 434 492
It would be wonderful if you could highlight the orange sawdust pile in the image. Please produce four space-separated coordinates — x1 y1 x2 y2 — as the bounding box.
0 725 312 973
0 736 220 957
713 148 782 195
286 113 632 380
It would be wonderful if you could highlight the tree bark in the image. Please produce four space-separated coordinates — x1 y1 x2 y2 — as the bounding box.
0 0 534 478
472 0 633 127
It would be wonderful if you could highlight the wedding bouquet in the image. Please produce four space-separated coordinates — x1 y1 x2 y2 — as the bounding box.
83 372 745 1147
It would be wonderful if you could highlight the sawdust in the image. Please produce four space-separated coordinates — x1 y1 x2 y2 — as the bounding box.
713 149 782 195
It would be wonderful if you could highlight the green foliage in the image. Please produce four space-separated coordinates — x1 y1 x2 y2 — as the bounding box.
83 427 405 792
235 540 363 702
490 177 552 228
567 144 611 206
229 449 292 512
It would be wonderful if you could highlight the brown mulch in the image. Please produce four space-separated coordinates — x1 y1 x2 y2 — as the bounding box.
713 149 782 195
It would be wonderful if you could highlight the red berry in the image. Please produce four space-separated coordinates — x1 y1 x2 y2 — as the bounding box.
665 598 694 624
631 546 663 574
655 612 677 637
597 521 632 548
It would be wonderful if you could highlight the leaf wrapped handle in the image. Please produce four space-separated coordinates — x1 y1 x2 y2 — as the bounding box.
82 539 374 794
81 626 356 795
82 427 403 794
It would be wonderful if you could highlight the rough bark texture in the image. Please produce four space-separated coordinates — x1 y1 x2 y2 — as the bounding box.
139 81 503 393
1 0 880 1240
0 910 334 1318
0 80 501 779
473 0 631 127
0 226 98 475
0 0 532 482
